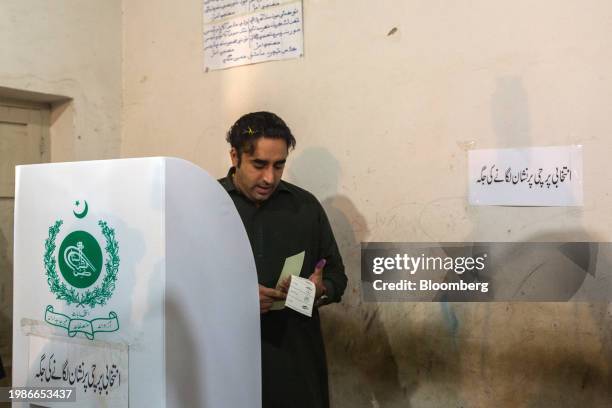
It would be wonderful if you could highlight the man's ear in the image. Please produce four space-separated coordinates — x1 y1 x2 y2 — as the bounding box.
230 148 239 167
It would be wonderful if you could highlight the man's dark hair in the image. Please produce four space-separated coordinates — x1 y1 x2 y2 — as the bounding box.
226 112 296 166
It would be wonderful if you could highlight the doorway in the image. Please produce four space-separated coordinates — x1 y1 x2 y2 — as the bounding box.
0 98 50 387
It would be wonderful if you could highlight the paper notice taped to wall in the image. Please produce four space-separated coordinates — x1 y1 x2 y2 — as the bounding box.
203 0 304 70
468 145 583 207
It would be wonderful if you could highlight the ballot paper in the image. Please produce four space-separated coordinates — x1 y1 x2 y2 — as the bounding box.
271 251 305 310
285 276 316 317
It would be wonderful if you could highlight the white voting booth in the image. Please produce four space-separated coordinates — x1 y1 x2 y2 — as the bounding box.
12 158 261 407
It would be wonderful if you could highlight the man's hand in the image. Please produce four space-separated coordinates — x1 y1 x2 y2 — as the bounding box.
277 276 291 294
309 259 327 299
259 284 286 314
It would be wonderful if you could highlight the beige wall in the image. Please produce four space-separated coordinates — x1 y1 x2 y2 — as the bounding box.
123 0 612 241
123 1 612 406
3 0 611 405
0 0 122 161
0 0 122 387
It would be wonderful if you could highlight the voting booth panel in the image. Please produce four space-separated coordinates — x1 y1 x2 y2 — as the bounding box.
12 158 261 407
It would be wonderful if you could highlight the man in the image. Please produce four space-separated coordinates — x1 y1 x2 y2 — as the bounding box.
219 112 347 408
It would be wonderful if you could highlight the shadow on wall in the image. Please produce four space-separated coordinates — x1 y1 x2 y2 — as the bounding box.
491 76 531 146
496 312 612 406
285 84 612 406
290 148 427 407
503 230 612 407
482 78 611 404
434 230 607 303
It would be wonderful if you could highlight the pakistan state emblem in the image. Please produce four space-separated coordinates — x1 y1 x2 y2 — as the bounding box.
43 200 120 339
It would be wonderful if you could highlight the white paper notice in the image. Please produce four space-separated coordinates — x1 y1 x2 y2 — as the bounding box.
27 334 128 407
468 145 583 207
203 0 304 70
285 276 315 317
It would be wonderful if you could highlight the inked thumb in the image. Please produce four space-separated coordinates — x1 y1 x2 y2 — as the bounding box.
314 258 326 274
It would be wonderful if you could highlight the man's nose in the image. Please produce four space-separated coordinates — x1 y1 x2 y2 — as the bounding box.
262 167 274 184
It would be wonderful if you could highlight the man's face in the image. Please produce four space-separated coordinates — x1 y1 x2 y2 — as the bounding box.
231 137 288 204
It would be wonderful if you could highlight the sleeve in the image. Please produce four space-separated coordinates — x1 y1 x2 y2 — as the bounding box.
316 202 347 304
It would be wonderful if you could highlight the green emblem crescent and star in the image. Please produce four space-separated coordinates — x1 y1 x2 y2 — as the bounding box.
43 200 120 340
